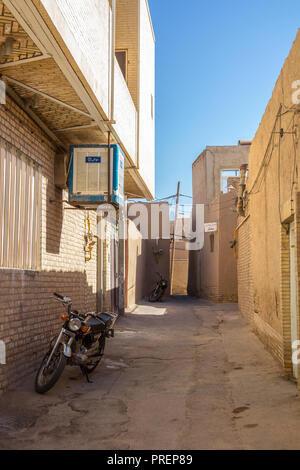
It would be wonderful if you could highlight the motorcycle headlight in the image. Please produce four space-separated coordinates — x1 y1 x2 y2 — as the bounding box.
68 318 82 332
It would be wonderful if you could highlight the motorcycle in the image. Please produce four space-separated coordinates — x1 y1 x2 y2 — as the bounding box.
35 293 117 394
149 272 168 302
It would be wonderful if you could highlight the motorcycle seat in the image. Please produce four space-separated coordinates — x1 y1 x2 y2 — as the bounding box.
85 316 106 333
97 312 114 327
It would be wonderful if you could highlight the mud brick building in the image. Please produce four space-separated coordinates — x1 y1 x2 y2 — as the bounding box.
237 29 300 386
190 142 250 301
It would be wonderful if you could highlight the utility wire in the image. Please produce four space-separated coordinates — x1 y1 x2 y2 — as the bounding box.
249 104 297 196
248 104 282 195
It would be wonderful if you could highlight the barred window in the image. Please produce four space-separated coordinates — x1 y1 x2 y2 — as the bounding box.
0 139 41 270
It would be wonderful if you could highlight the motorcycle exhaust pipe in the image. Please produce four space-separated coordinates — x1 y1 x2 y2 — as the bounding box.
106 329 115 338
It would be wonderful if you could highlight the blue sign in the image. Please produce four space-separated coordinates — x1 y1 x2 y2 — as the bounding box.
86 156 101 163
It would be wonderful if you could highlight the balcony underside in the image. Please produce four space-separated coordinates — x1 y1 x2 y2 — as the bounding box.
0 0 149 199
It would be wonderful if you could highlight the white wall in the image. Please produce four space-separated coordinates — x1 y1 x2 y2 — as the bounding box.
113 59 138 165
41 0 111 117
40 0 153 197
138 0 155 197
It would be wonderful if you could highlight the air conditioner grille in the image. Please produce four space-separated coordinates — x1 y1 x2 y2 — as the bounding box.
74 148 110 195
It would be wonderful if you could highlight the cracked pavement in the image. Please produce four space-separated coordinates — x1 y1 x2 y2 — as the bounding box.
1 296 300 450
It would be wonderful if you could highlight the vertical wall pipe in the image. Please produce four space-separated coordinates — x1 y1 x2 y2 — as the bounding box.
110 0 116 122
237 164 248 217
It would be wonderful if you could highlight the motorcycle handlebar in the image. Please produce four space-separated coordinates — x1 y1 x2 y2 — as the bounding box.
53 293 72 304
53 292 64 300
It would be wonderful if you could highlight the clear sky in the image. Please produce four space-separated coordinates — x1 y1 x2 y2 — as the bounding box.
148 0 300 200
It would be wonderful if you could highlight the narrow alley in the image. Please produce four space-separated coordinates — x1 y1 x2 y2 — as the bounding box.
0 297 300 451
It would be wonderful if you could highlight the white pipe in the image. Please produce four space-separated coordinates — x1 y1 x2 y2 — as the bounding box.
110 0 116 122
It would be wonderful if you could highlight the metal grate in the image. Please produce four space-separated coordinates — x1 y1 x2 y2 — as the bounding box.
0 139 41 269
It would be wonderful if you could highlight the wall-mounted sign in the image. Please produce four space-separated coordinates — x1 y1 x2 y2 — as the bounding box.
85 156 101 163
204 222 217 233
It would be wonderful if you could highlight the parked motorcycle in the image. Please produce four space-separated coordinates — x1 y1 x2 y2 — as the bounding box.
149 272 168 302
35 293 117 394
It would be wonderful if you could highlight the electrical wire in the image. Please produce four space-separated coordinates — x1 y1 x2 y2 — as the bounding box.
248 104 283 195
248 104 297 196
249 107 281 195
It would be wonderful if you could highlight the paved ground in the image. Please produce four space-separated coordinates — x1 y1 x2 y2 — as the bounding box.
1 296 300 450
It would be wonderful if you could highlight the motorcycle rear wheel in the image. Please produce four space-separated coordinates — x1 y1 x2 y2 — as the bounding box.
80 337 106 375
149 286 164 302
35 346 67 394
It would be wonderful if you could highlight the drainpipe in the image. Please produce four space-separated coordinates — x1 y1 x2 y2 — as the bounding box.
110 0 116 123
108 0 116 201
238 164 248 217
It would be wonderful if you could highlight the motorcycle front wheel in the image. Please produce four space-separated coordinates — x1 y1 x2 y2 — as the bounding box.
35 345 67 394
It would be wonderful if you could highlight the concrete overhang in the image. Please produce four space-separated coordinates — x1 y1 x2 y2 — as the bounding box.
1 0 152 199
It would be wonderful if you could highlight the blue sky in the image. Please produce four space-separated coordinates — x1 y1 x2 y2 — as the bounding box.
148 0 300 200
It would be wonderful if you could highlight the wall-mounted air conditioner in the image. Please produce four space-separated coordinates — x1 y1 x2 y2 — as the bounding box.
68 144 125 207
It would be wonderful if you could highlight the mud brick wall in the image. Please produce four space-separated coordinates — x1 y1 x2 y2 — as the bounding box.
237 217 254 324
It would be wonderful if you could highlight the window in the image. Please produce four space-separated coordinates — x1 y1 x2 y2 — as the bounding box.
220 169 240 193
115 50 127 81
210 234 215 253
0 140 41 270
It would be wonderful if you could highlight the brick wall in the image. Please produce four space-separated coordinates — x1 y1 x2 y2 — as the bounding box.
126 203 170 307
236 31 300 375
172 240 189 295
237 217 253 323
98 212 118 312
116 0 139 108
0 96 97 393
198 193 238 303
237 216 284 365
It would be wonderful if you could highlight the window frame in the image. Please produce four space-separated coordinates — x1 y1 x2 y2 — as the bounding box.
0 139 42 271
220 168 240 194
115 49 128 82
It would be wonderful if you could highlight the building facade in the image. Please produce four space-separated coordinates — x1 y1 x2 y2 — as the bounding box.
189 143 250 301
126 202 170 308
170 219 190 296
237 30 300 385
0 0 155 393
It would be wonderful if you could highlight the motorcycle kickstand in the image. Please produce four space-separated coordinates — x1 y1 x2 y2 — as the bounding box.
82 367 93 384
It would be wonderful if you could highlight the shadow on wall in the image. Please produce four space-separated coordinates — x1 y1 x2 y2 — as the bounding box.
0 269 96 393
46 182 64 255
188 250 200 297
126 202 171 308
